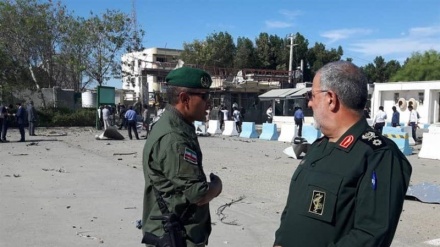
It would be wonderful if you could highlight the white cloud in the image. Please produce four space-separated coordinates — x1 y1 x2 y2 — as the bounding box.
408 26 440 37
279 9 301 20
348 25 440 59
265 20 293 29
321 28 373 43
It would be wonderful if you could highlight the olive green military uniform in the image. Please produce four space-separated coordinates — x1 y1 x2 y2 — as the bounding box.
274 119 412 247
142 105 211 247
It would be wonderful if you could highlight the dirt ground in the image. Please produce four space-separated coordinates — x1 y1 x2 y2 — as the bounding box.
1 126 439 247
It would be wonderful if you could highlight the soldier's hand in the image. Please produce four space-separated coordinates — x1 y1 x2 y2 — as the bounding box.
209 173 222 197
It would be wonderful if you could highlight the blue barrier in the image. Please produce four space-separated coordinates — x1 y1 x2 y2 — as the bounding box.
302 125 321 143
239 122 259 138
259 123 279 140
382 126 403 134
382 131 412 155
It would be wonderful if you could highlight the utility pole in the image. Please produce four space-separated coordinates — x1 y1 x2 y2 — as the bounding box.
287 33 296 84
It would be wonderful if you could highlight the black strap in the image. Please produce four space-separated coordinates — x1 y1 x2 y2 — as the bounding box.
150 179 194 224
152 185 171 215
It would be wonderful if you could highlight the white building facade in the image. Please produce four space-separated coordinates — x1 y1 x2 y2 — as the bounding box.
121 47 182 104
371 81 440 125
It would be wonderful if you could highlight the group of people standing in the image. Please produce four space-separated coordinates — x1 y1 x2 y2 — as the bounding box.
372 103 421 142
217 103 244 133
0 101 37 143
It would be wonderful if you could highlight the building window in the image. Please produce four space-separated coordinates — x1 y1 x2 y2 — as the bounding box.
418 92 424 104
156 57 166 63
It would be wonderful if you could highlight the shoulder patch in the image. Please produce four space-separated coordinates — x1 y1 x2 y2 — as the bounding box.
360 131 387 150
183 147 198 165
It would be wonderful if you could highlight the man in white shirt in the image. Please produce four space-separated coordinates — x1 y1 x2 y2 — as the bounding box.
102 105 110 130
408 105 419 142
373 106 387 133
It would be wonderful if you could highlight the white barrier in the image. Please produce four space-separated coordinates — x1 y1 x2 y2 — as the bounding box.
207 120 222 135
401 126 416 146
419 124 440 160
222 120 239 136
278 123 297 142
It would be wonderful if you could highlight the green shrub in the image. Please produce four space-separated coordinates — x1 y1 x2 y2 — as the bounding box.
37 108 96 127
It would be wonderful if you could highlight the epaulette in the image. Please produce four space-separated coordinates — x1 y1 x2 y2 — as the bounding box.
359 130 388 150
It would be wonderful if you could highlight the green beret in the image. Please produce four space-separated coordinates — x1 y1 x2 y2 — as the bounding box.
165 67 212 89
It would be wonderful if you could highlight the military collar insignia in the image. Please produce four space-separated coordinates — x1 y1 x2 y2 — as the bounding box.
183 147 198 165
309 190 325 215
200 75 211 88
339 135 354 149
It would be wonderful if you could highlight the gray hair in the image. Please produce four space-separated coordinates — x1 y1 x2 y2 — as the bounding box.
318 61 367 111
166 86 188 105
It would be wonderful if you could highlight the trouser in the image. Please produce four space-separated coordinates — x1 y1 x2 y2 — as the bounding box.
0 118 3 136
28 121 36 135
103 119 110 130
235 121 242 133
127 120 139 140
119 118 127 129
18 123 25 141
1 120 8 140
295 119 303 137
409 122 417 142
374 122 385 134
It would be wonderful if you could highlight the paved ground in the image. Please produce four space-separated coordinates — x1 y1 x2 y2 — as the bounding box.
0 127 439 247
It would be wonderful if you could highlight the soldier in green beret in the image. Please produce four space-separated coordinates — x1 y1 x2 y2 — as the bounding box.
141 67 223 247
274 61 412 247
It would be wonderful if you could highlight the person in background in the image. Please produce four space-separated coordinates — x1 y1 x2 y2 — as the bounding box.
118 105 127 130
125 105 139 140
274 61 412 247
102 105 110 130
266 106 273 123
141 67 222 247
26 101 38 136
220 106 229 129
232 106 242 133
142 103 150 139
363 106 371 119
1 104 13 142
407 105 420 142
373 106 387 133
391 106 400 127
15 102 26 142
97 105 104 130
293 106 304 137
0 103 6 142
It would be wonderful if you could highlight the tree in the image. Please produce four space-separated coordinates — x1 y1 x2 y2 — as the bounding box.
306 42 343 80
362 56 401 83
180 40 210 65
204 32 235 68
0 0 69 107
254 33 286 70
234 37 257 69
390 50 440 82
82 10 136 87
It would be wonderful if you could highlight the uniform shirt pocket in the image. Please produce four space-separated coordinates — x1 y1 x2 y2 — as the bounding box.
300 172 343 224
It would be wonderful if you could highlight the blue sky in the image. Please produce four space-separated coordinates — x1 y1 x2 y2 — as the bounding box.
62 0 440 88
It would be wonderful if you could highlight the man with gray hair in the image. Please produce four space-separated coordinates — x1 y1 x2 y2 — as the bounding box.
274 61 412 247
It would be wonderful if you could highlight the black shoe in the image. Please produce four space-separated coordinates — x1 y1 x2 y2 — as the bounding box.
19 139 25 142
